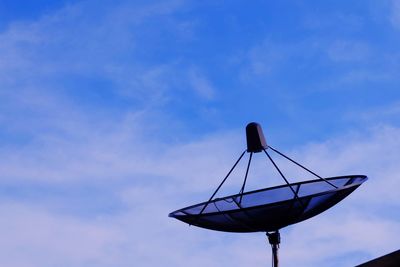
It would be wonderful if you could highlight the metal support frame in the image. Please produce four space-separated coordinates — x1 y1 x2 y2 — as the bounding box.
198 143 336 217
268 145 337 189
193 123 341 267
263 148 303 207
198 150 247 216
239 152 253 203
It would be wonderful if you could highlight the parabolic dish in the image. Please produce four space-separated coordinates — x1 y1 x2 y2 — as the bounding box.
169 175 367 233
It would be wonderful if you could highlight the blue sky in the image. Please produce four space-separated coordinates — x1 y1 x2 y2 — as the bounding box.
0 0 399 266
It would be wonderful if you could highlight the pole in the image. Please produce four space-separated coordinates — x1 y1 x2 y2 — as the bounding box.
267 231 280 267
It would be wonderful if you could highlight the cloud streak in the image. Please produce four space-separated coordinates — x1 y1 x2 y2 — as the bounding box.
0 1 399 267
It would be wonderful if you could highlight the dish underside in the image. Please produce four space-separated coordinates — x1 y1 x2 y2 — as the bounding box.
169 175 367 232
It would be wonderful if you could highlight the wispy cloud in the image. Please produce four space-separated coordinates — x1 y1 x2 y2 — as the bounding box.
282 213 400 267
0 1 399 267
0 202 121 267
327 40 370 62
1 109 399 267
188 67 217 100
390 0 400 29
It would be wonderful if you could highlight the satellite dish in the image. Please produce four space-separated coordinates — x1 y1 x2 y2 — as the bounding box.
169 123 367 267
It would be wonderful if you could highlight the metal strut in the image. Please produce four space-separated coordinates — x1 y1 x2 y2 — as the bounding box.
239 152 253 203
268 145 338 189
263 148 303 207
267 231 280 267
198 150 247 216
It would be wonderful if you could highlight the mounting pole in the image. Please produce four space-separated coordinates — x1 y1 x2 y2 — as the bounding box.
267 231 280 267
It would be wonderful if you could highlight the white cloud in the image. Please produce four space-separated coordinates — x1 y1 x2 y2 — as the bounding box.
1 116 399 266
343 101 400 129
303 12 364 32
0 202 121 267
188 68 216 100
0 1 399 267
327 40 370 62
0 0 197 103
390 0 400 29
243 40 287 77
281 213 400 267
